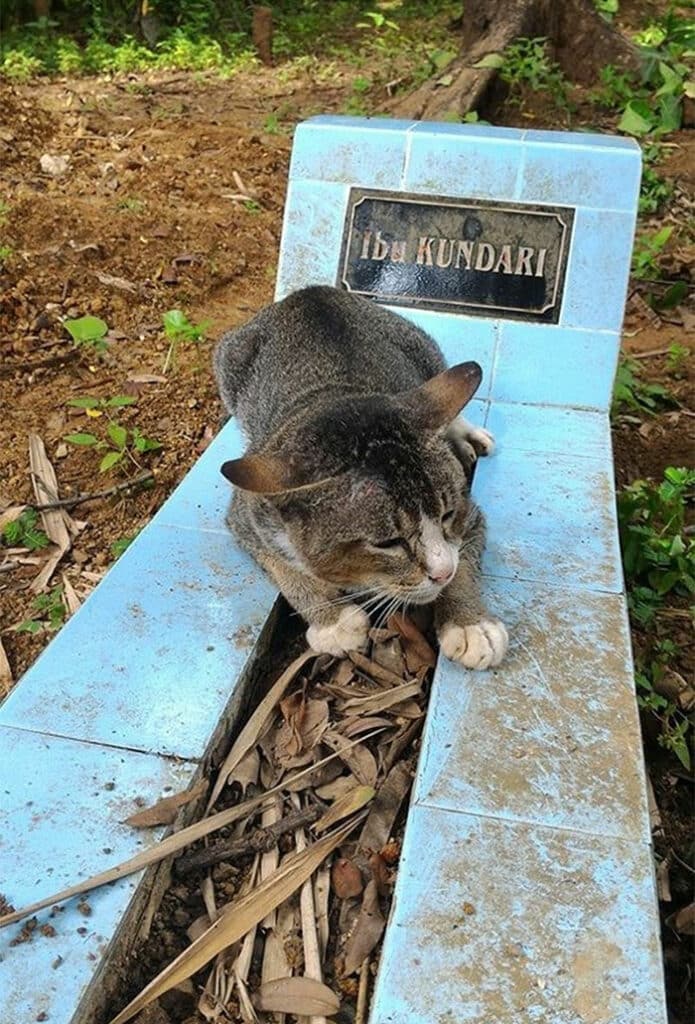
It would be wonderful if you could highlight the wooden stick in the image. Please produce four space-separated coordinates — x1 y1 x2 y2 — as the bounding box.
33 471 153 511
355 958 370 1024
0 350 79 376
175 804 320 875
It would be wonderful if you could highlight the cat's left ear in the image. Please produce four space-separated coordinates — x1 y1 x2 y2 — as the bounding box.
220 453 333 495
401 361 482 431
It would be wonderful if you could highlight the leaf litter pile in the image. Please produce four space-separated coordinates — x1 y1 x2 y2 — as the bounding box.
0 613 436 1024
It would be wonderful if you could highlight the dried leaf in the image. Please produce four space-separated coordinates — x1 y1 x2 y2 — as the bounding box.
29 434 72 591
322 730 377 787
339 717 393 739
107 821 358 1024
357 762 412 870
369 852 391 896
343 880 385 976
227 747 260 795
372 636 406 678
313 786 375 835
290 794 325 1014
207 650 316 811
61 573 81 616
349 651 408 688
260 797 282 929
95 271 138 293
673 902 695 935
388 613 436 673
0 504 27 533
123 779 207 828
253 977 340 1016
315 775 356 802
276 697 329 768
341 681 421 716
0 637 13 699
314 862 331 961
127 373 168 385
331 858 363 900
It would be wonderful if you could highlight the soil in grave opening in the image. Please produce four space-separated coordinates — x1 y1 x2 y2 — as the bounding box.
101 610 436 1024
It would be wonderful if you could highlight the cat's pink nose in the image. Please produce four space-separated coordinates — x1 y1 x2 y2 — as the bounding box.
428 569 453 584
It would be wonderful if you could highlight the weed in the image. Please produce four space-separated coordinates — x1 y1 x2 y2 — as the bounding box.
591 64 638 109
636 641 692 770
111 533 138 559
1 49 42 80
162 308 210 373
631 225 673 280
0 245 14 266
639 165 673 215
612 356 674 416
500 37 570 110
2 509 49 551
594 0 619 21
63 315 109 354
117 197 145 214
666 343 690 374
243 199 261 214
263 113 281 134
64 394 161 472
16 585 67 635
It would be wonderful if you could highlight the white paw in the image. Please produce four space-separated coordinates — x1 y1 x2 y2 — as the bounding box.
466 425 495 457
438 619 508 670
306 605 370 658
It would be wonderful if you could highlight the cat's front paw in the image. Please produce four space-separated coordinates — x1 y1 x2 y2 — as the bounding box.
438 619 508 670
306 605 370 658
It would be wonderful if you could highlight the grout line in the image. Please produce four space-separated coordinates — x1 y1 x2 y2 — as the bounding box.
0 721 201 763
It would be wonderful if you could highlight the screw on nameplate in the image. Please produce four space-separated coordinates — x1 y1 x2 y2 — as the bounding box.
339 188 576 323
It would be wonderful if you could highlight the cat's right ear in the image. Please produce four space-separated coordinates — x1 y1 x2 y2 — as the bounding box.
402 361 482 430
221 454 294 494
220 454 333 495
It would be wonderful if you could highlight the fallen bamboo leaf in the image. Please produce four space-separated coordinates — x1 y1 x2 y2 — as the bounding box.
127 373 168 385
228 746 261 795
340 716 393 739
29 434 73 591
313 785 375 835
0 733 382 930
315 774 356 802
291 792 326 1024
108 819 360 1024
343 879 385 976
331 858 363 900
123 779 207 828
0 637 13 699
673 901 695 935
322 730 377 788
260 796 282 929
314 861 330 962
207 650 316 811
388 613 436 672
253 977 340 1017
355 955 370 1024
369 852 391 896
348 650 410 688
341 681 421 716
95 270 138 293
357 762 412 872
61 573 82 615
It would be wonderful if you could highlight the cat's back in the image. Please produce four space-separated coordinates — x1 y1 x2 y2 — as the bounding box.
214 285 445 441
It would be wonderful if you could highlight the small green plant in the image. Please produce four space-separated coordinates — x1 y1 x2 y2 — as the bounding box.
499 37 569 110
2 509 49 551
357 11 399 32
162 308 210 373
243 199 262 214
631 225 673 280
639 165 673 215
263 113 281 134
612 357 673 415
594 0 619 21
618 467 695 618
111 533 138 559
635 640 692 770
0 245 14 266
117 197 145 214
16 585 67 635
64 394 161 472
666 342 690 374
63 315 109 354
1 49 42 81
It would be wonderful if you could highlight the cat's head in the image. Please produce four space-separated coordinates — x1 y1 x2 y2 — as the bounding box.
221 362 482 607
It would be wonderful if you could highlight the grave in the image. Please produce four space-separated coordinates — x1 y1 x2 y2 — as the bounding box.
0 116 667 1024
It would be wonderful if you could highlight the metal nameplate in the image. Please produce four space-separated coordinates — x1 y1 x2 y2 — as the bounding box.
339 189 575 323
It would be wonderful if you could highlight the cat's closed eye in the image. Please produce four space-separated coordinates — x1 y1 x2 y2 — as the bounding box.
370 537 406 551
441 509 455 524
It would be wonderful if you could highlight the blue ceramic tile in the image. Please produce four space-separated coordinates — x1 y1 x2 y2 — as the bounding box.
0 524 276 758
473 445 623 592
405 124 522 200
409 121 525 142
301 114 417 133
0 726 196 1024
275 180 349 298
491 323 620 410
560 207 637 331
153 417 244 534
289 120 409 189
386 306 497 397
485 402 610 460
371 805 666 1024
519 135 641 211
414 578 648 840
525 128 641 152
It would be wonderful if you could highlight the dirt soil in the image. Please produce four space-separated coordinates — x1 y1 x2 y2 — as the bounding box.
1 56 694 1024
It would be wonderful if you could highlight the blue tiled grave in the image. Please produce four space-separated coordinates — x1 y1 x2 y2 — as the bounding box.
0 115 666 1024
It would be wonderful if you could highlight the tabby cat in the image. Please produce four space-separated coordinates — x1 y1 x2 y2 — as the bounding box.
213 286 508 670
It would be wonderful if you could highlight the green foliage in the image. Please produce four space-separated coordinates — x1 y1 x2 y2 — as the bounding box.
0 245 14 266
594 0 619 21
111 533 137 558
16 585 67 635
618 467 695 770
666 342 690 374
2 509 49 551
639 164 673 215
611 356 673 415
631 225 673 279
162 308 210 373
63 314 109 353
499 37 570 110
64 394 161 472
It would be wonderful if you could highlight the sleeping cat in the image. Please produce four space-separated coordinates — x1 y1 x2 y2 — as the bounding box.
213 286 508 670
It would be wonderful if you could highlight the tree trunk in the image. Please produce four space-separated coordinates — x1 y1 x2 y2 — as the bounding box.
387 0 642 121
